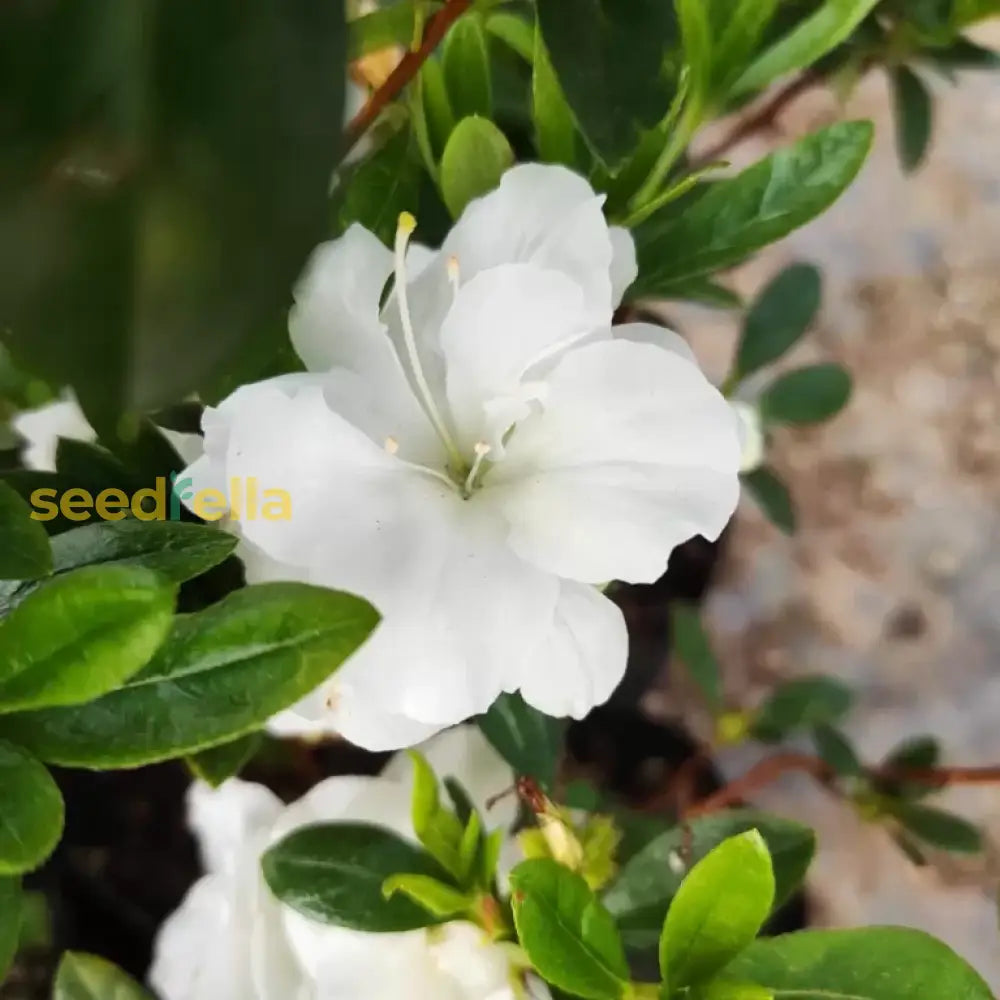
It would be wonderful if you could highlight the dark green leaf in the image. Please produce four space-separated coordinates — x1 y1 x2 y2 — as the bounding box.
752 676 854 742
533 22 579 166
263 822 450 932
0 878 23 983
0 0 346 431
710 0 781 99
925 36 1000 71
439 115 514 219
510 858 629 1000
892 66 934 174
419 58 456 161
0 481 51 581
186 732 263 788
53 951 152 1000
603 810 814 951
535 0 678 167
813 724 863 777
486 12 535 63
660 831 775 989
0 740 63 875
879 735 940 800
890 803 983 854
736 264 822 377
760 364 852 425
742 467 796 534
723 927 993 999
634 123 874 294
671 604 723 711
0 566 175 713
478 692 566 792
1 583 378 767
443 16 492 119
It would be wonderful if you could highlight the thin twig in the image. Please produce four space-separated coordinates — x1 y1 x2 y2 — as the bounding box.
342 0 471 158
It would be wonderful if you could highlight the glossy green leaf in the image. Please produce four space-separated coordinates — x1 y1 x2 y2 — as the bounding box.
710 0 781 98
510 858 629 1000
752 676 854 742
760 364 852 425
535 0 678 168
263 822 450 932
408 750 465 880
0 740 63 875
443 16 492 119
813 724 863 777
676 0 714 104
660 831 775 989
0 481 51 581
439 115 513 219
0 583 378 767
533 22 578 166
723 927 993 999
486 12 534 62
732 0 881 97
0 566 175 713
382 873 476 918
736 264 823 378
604 810 814 951
689 982 774 1000
0 878 23 983
186 732 263 788
671 604 723 711
0 0 347 432
478 692 566 792
634 123 873 294
53 951 152 1000
892 66 934 173
742 467 796 535
890 803 983 854
419 58 456 160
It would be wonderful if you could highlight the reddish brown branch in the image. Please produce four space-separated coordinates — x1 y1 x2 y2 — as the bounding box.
343 0 471 157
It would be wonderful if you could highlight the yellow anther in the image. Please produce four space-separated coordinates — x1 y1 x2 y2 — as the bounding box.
398 211 417 236
384 436 400 455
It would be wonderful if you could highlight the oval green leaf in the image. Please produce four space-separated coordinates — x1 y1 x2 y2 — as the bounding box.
478 692 566 792
742 467 797 535
892 66 934 173
443 16 492 119
0 740 63 876
751 676 854 742
890 803 983 855
439 115 514 219
263 822 450 932
0 583 378 767
0 481 51 581
53 951 152 1000
760 363 852 426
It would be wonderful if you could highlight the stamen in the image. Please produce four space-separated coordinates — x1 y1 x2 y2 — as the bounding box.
394 214 464 468
464 441 491 495
447 254 461 297
383 436 399 455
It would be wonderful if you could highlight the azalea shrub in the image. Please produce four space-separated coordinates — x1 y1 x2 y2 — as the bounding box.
1 0 999 998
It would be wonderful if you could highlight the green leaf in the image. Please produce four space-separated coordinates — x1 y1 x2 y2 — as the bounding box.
676 0 714 105
952 0 1000 27
604 810 815 951
736 264 822 378
186 732 263 788
408 750 466 880
0 878 24 983
890 803 983 854
660 831 775 989
535 0 678 168
760 364 852 425
336 127 423 247
533 22 578 166
486 12 535 63
634 122 874 295
723 927 993 999
419 58 456 161
0 583 378 767
439 116 514 219
689 983 774 1000
752 676 854 742
710 0 782 99
742 467 796 534
813 724 863 777
0 741 62 876
732 0 882 97
878 736 940 800
382 873 476 918
891 66 934 173
0 481 51 581
0 566 175 714
349 0 434 59
478 692 566 792
443 16 492 119
0 0 347 432
52 951 152 1000
671 604 723 711
263 822 450 932
509 858 629 1000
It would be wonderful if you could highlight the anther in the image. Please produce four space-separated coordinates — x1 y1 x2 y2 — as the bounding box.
447 255 460 296
384 436 399 455
464 441 492 495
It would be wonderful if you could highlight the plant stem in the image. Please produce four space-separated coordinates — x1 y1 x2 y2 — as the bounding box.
628 97 703 217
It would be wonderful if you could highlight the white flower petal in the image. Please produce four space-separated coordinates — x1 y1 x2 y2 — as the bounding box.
12 395 94 471
731 400 766 473
608 226 638 306
494 338 741 583
515 581 628 718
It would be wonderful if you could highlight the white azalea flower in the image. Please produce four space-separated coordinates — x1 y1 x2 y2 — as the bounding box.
12 393 202 471
183 163 741 750
150 726 550 1000
731 400 766 473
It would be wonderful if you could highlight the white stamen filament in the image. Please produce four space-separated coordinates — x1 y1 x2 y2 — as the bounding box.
394 214 464 469
464 441 491 495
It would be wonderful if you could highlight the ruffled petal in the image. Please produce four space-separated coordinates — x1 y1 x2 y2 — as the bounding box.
608 226 638 306
514 581 627 719
493 337 741 584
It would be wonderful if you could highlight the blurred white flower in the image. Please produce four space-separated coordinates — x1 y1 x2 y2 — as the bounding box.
183 163 741 750
12 392 202 471
150 726 550 1000
731 400 765 473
